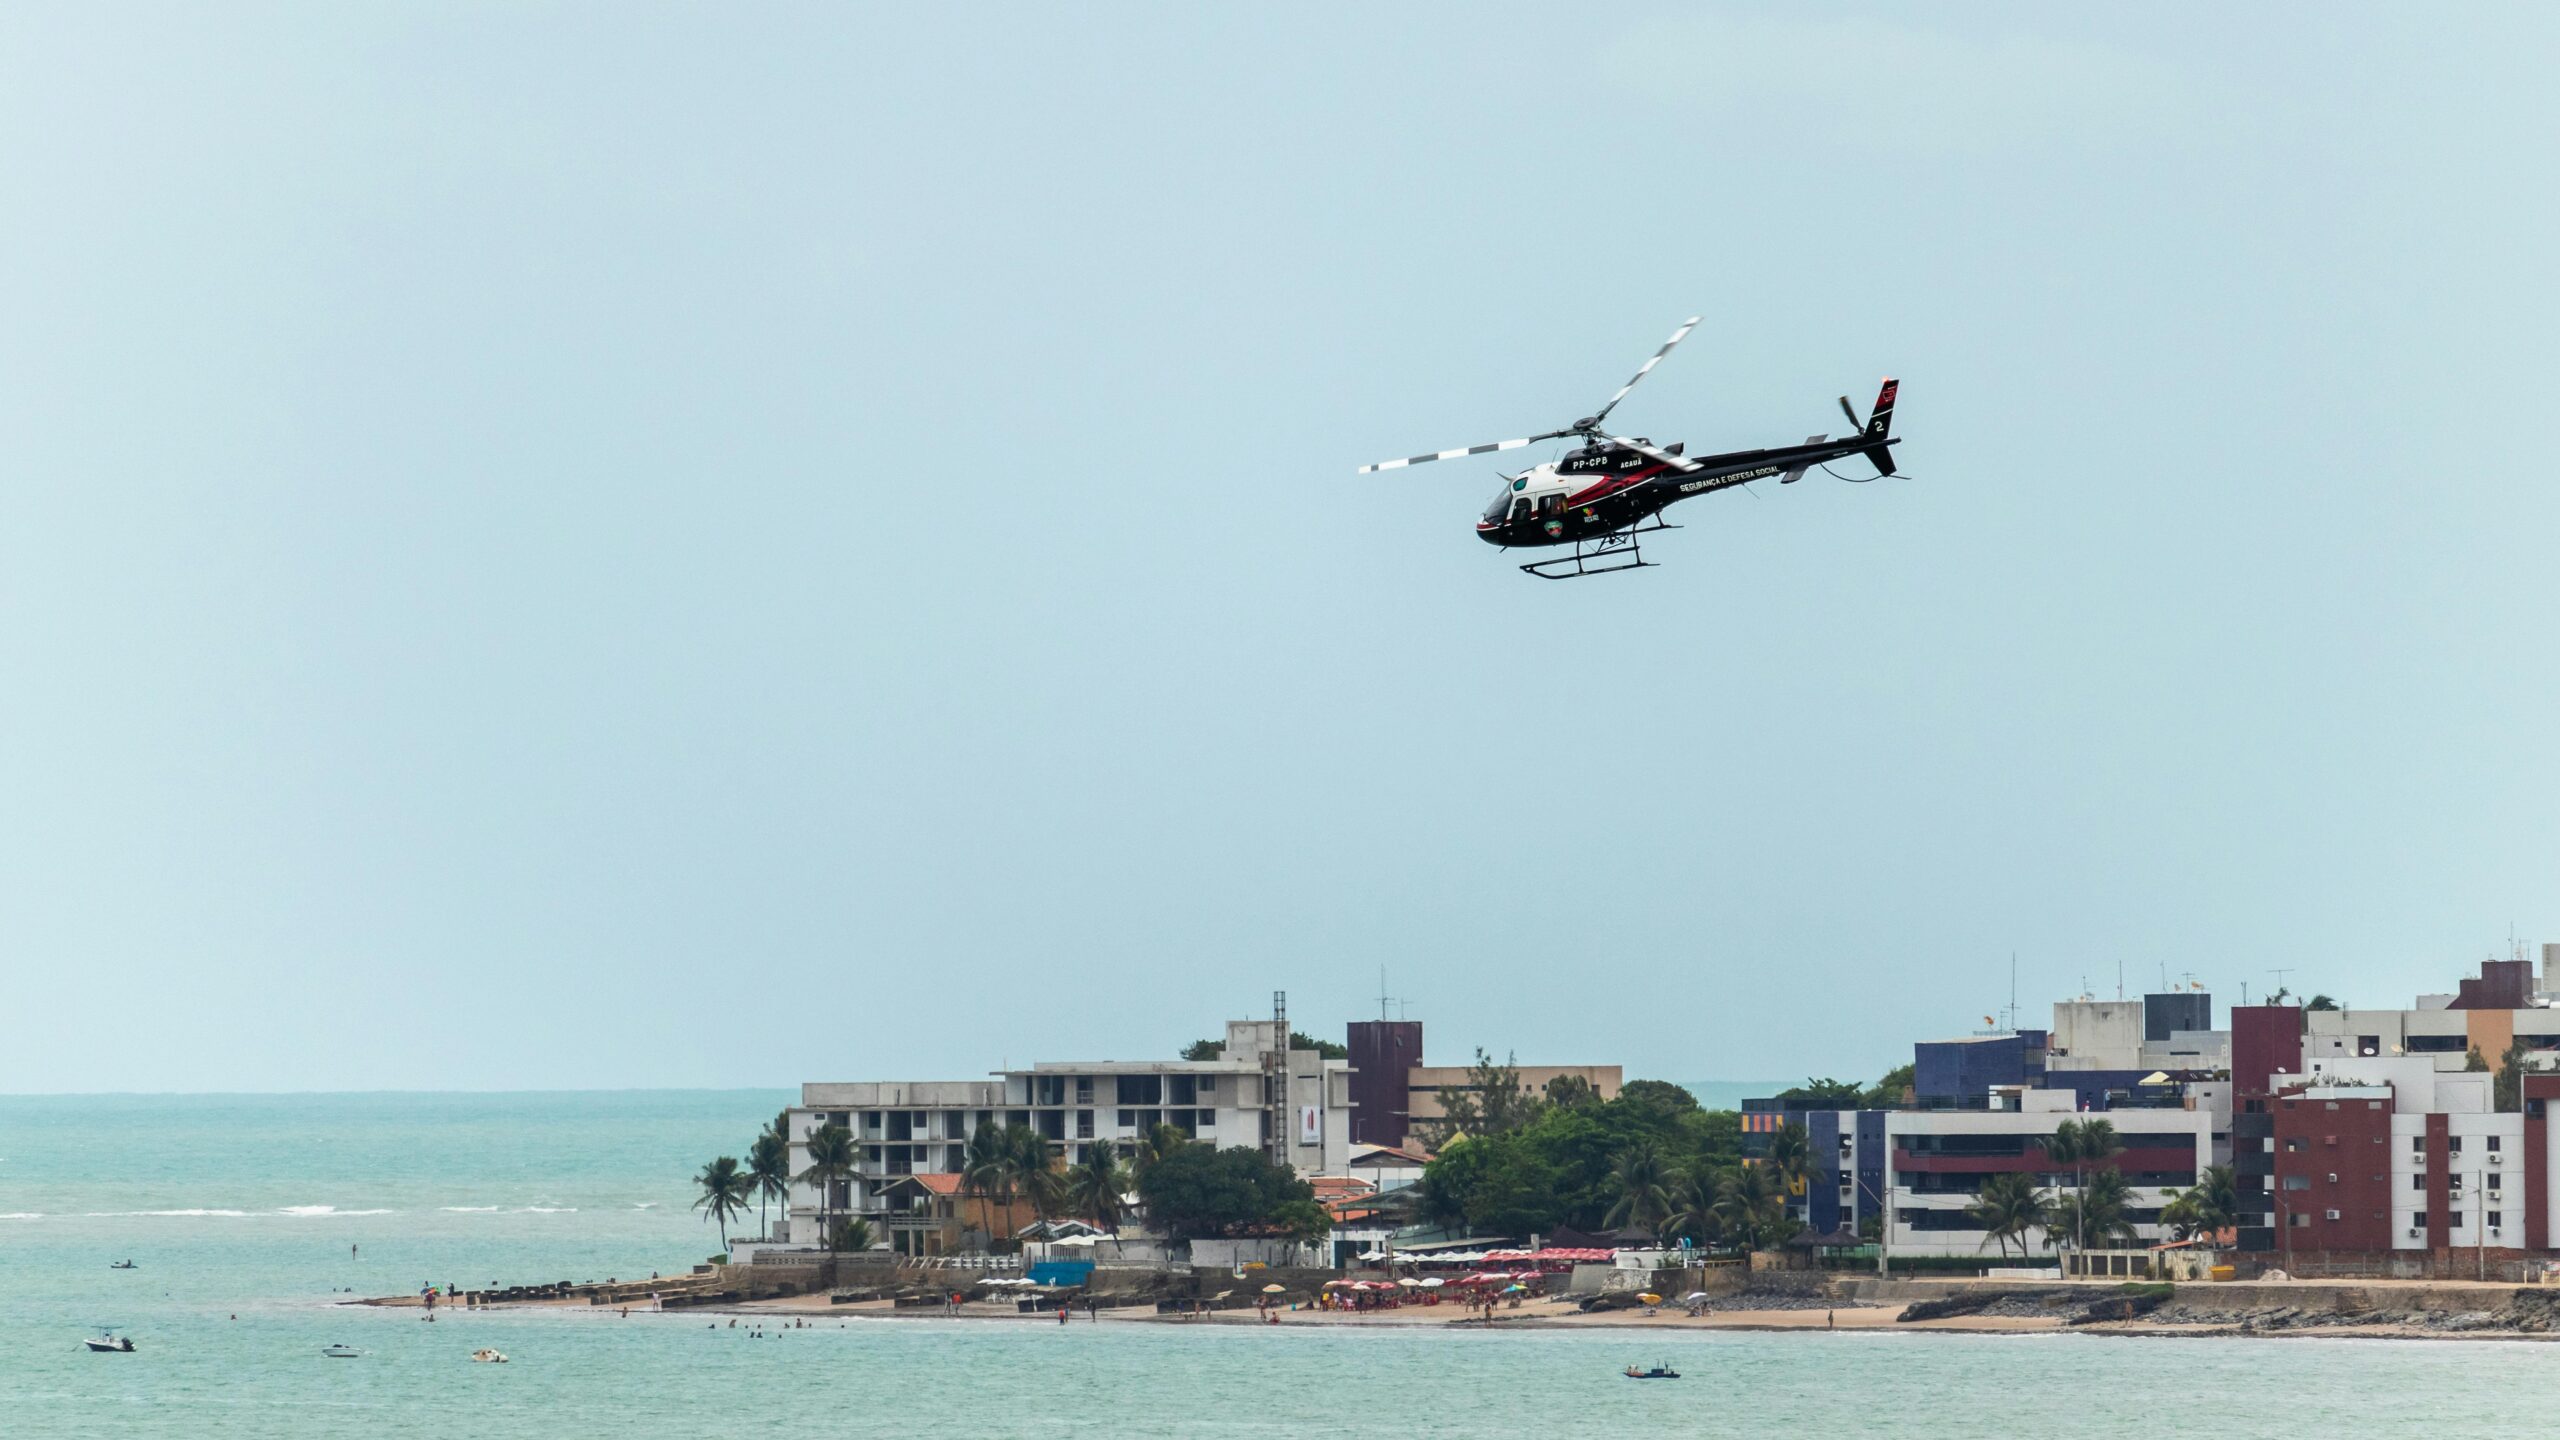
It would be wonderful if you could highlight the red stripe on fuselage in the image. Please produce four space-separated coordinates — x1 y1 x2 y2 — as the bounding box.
1564 465 1668 507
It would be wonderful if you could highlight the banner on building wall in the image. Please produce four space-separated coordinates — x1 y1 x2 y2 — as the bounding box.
1298 1104 1321 1145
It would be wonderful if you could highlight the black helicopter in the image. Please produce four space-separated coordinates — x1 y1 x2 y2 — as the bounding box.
1359 317 1902 578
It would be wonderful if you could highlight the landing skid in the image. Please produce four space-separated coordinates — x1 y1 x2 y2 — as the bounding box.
1518 517 1677 580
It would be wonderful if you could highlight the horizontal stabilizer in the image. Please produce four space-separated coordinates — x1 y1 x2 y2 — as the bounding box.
1780 434 1825 484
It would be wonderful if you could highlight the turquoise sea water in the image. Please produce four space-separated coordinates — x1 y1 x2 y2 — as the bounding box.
6 1091 2555 1437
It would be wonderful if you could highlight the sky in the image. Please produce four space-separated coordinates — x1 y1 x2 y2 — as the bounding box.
5 4 2559 1094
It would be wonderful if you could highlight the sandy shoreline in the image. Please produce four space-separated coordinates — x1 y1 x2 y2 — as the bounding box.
413 1291 2560 1343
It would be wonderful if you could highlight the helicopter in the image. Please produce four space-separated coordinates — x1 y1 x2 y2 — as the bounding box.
1358 317 1902 578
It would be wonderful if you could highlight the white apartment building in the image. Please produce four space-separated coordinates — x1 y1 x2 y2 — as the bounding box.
780 1018 1353 1250
1881 1088 2222 1259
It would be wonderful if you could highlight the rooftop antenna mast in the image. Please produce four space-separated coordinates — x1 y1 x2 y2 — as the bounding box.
2269 966 2295 1000
1267 990 1290 1165
2117 960 2124 1001
2007 952 2019 1031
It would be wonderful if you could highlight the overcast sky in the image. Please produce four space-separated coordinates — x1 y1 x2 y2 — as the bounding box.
6 5 2558 1093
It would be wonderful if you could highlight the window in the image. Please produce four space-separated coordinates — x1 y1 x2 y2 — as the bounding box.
2414 1212 2430 1228
2450 1211 2464 1228
2289 1213 2310 1227
2449 1137 2463 1154
1075 1110 1094 1140
2324 1102 2340 1111
1076 1076 1094 1105
2490 1211 2505 1227
2283 1138 2306 1153
1197 1077 1217 1099
2487 1135 2503 1153
2282 1175 2310 1191
1116 1109 1134 1128
2411 1175 2427 1191
2411 1136 2425 1152
2487 1174 2502 1193
1116 1075 1163 1105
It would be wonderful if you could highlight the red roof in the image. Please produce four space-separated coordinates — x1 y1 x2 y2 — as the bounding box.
1309 1176 1376 1199
907 1174 963 1195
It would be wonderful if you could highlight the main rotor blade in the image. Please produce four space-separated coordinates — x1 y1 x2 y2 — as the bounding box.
1594 430 1701 473
1358 434 1558 475
1587 316 1699 427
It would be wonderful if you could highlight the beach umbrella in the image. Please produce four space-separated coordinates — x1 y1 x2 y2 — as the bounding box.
1260 1283 1285 1294
1419 1278 1443 1288
1637 1292 1661 1304
1396 1278 1421 1288
1507 1284 1532 1293
1680 1292 1709 1303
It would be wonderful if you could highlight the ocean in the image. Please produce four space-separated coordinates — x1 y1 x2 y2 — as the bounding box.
4 1090 2552 1437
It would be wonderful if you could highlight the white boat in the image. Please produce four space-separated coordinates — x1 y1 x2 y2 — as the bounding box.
470 1348 508 1363
84 1334 135 1353
322 1343 361 1359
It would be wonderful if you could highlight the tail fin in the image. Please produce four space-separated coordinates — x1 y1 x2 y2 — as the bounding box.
1861 377 1898 476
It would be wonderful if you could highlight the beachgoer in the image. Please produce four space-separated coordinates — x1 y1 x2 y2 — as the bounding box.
1827 1310 1835 1329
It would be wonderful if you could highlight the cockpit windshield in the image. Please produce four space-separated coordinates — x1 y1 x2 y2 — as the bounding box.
1482 484 1515 524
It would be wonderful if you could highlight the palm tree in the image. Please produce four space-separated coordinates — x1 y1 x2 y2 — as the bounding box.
836 1216 875 1254
2045 1168 2137 1252
999 1124 1059 1228
1128 1122 1188 1182
1656 1170 1721 1249
1713 1164 1787 1251
2160 1163 2238 1240
747 1131 790 1243
1602 1140 1678 1236
2044 1118 2121 1254
962 1121 1014 1246
796 1122 859 1251
1965 1172 2049 1261
1767 1122 1811 1223
1064 1147 1129 1233
692 1155 751 1254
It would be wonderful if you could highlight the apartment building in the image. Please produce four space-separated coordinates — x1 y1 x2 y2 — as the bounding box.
781 1018 1352 1253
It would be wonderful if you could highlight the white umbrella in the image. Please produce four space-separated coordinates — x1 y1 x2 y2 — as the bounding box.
1355 1250 1387 1262
1419 1278 1444 1288
1396 1278 1421 1288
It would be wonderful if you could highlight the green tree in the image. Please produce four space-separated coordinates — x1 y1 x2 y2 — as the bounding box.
962 1121 1014 1243
1656 1169 1719 1247
1418 1049 1547 1146
1712 1163 1791 1251
1618 1079 1702 1116
2306 994 2340 1012
795 1123 859 1250
830 1216 875 1253
1767 1122 1811 1196
1064 1147 1129 1231
1289 1031 1348 1060
2046 1167 2137 1251
2496 1038 2530 1112
1001 1124 1060 1223
1180 1038 1225 1060
1136 1144 1319 1240
1544 1074 1601 1111
747 1130 790 1243
2044 1118 2121 1253
2162 1163 2239 1239
693 1154 750 1253
1267 1197 1333 1245
1128 1122 1189 1183
1965 1172 2049 1261
1601 1140 1678 1235
2465 1046 2492 1074
1774 1077 1863 1108
1862 1065 1916 1109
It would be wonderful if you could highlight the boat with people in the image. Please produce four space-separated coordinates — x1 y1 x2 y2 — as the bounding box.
470 1348 509 1363
1622 1364 1680 1380
109 1260 136 1270
322 1343 361 1359
84 1333 136 1353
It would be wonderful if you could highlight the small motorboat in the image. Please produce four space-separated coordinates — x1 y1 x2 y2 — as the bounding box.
470 1348 509 1364
85 1334 136 1353
322 1343 361 1359
1622 1364 1680 1380
109 1260 137 1270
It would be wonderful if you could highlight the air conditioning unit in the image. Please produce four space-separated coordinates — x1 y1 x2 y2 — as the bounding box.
2408 1227 2423 1238
2491 1154 2505 1165
2325 1209 2341 1221
2492 1227 2505 1238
